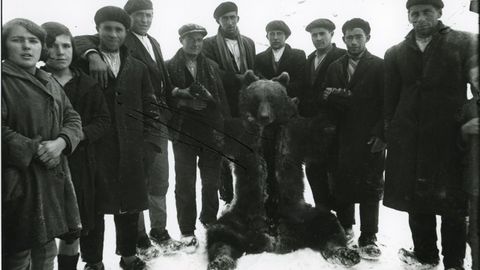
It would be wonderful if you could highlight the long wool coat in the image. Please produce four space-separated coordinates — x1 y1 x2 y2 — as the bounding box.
62 69 110 231
78 47 163 214
2 60 82 253
255 44 306 98
383 22 478 215
323 51 385 203
300 44 346 117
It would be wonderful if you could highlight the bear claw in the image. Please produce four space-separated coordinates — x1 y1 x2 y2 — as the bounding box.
207 255 237 270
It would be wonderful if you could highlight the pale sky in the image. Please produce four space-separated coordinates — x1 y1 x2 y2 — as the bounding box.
2 0 478 59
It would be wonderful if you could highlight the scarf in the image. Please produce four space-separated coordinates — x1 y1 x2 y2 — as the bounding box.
216 27 250 73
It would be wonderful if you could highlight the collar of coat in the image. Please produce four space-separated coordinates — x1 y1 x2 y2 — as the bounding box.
307 43 339 60
405 21 451 46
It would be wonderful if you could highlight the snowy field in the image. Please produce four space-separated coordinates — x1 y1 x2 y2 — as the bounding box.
73 142 472 270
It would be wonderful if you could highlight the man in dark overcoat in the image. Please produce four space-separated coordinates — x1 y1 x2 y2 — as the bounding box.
75 6 163 270
254 20 306 230
202 1 256 204
383 0 478 269
74 0 173 251
302 18 347 229
323 18 385 260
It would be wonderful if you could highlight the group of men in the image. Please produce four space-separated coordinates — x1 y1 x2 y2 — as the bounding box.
13 0 476 269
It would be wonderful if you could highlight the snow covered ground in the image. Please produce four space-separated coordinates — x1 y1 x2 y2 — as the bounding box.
77 143 472 270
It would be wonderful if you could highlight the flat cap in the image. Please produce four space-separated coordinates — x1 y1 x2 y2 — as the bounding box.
124 0 153 14
305 18 335 32
266 20 291 38
94 6 131 30
214 2 238 20
178 24 207 38
406 0 444 9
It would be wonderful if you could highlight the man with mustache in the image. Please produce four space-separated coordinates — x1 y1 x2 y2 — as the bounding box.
202 1 256 205
74 0 173 255
383 0 478 269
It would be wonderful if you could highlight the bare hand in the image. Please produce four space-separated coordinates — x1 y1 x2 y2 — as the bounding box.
88 53 109 88
367 136 386 153
172 87 194 98
462 117 479 140
323 87 335 100
37 138 67 167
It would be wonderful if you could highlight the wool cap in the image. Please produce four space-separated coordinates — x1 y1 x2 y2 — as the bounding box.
266 20 291 38
305 18 335 32
214 2 238 20
406 0 444 9
124 0 153 15
94 6 131 30
178 24 208 38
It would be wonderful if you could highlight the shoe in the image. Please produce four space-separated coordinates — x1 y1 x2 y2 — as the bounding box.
149 228 171 245
119 257 147 270
358 234 381 260
176 234 199 254
136 234 160 260
84 262 104 270
398 248 439 269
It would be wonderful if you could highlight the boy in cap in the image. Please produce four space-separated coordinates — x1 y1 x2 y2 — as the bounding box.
202 1 255 204
76 6 163 270
302 18 347 239
74 0 174 255
254 19 306 230
166 23 230 249
323 18 385 260
383 0 478 269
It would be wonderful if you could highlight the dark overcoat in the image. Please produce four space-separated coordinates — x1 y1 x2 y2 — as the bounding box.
383 22 478 215
62 69 110 231
300 44 346 117
78 47 163 214
323 51 385 203
203 33 255 117
255 44 306 98
2 61 82 252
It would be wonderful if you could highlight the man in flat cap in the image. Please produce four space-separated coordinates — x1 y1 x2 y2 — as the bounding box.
301 18 347 240
254 19 306 229
203 1 256 205
76 6 163 270
323 18 385 261
74 0 174 256
166 23 229 249
383 0 478 269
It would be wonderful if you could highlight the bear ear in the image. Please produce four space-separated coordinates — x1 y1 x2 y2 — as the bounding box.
243 70 259 86
272 72 290 87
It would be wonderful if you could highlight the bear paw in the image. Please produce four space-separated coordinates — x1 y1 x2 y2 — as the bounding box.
207 255 236 270
323 247 361 267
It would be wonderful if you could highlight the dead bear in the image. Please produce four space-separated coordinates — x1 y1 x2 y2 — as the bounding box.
206 71 360 270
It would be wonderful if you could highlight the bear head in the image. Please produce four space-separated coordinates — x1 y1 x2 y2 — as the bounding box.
239 70 298 127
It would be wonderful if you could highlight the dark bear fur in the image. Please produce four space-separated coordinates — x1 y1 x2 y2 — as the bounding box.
206 71 360 270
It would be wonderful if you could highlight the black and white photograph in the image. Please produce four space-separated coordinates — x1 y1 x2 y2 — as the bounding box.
1 0 479 269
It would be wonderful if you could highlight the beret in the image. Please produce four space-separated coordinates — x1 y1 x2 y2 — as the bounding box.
178 24 208 38
214 2 238 20
305 18 335 32
265 20 291 38
94 6 131 30
124 0 153 15
406 0 444 9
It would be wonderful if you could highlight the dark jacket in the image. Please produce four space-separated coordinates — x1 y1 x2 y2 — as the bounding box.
383 22 478 215
2 60 82 252
255 44 306 98
74 32 171 120
203 32 255 117
324 51 385 203
166 50 230 148
300 44 346 117
78 47 163 214
62 69 110 231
